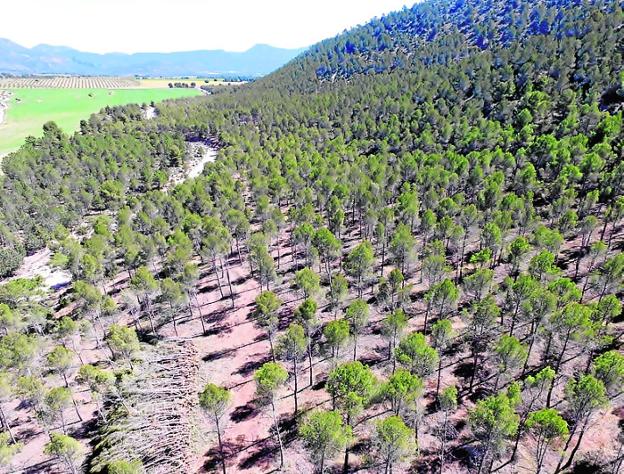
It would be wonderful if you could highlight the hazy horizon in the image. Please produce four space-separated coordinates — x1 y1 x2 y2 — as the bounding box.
1 38 306 55
2 0 414 54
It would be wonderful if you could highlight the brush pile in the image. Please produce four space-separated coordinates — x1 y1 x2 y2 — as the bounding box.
89 340 201 473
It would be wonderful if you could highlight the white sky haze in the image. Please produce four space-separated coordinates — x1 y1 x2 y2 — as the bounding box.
3 1 415 53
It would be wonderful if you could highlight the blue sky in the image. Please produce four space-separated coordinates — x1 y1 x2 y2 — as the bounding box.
2 1 415 53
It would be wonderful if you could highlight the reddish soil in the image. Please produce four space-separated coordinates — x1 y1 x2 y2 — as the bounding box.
4 207 623 473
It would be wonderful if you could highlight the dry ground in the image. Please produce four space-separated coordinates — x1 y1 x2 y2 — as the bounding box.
4 175 623 473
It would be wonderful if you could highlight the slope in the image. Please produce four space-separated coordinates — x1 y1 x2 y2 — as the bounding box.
0 1 623 472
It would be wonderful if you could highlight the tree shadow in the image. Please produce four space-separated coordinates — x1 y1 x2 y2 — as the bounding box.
238 436 277 471
232 273 254 286
359 354 385 367
69 417 99 440
312 377 327 391
202 323 233 337
234 355 272 377
408 456 439 474
204 308 229 324
451 443 480 471
570 458 605 473
373 343 390 361
201 435 267 472
465 387 491 404
21 459 57 474
203 347 236 362
230 400 260 423
453 360 473 381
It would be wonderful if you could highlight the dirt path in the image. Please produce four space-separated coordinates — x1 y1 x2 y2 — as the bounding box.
6 140 217 288
186 142 217 179
165 141 217 189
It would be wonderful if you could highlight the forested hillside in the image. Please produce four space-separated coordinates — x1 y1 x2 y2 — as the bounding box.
0 0 623 473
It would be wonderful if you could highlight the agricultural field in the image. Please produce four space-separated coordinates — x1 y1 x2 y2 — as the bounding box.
0 76 140 88
0 76 231 89
0 87 201 155
137 78 226 88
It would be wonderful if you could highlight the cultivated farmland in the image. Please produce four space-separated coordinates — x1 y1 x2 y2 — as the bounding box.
0 87 201 155
0 76 140 89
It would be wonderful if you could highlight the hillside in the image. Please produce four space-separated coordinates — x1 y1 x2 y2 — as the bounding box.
0 39 306 77
0 1 623 473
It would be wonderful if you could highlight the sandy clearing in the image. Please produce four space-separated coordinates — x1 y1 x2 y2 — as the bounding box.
187 145 217 179
142 105 157 120
12 247 72 290
165 141 217 189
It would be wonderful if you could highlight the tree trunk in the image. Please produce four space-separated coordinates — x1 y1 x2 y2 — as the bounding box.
271 399 285 469
67 459 78 474
545 375 556 408
560 418 590 472
469 351 478 393
308 343 314 387
414 415 420 454
193 295 206 335
226 266 235 308
440 410 448 474
70 339 85 365
146 297 156 334
554 332 571 374
459 233 468 278
509 304 520 337
215 415 227 474
214 256 224 298
574 248 583 280
268 334 276 362
423 301 431 333
0 404 15 443
476 445 489 474
235 238 242 263
555 420 580 472
169 302 179 337
293 242 299 270
293 358 299 415
380 238 386 278
521 322 537 376
436 356 443 397
90 315 102 348
71 394 83 423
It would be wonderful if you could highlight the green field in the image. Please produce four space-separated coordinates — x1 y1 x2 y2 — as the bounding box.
0 88 201 155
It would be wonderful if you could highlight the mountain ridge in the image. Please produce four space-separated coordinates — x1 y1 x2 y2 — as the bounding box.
0 38 306 77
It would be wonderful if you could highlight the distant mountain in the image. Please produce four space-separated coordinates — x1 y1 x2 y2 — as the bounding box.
0 39 306 77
